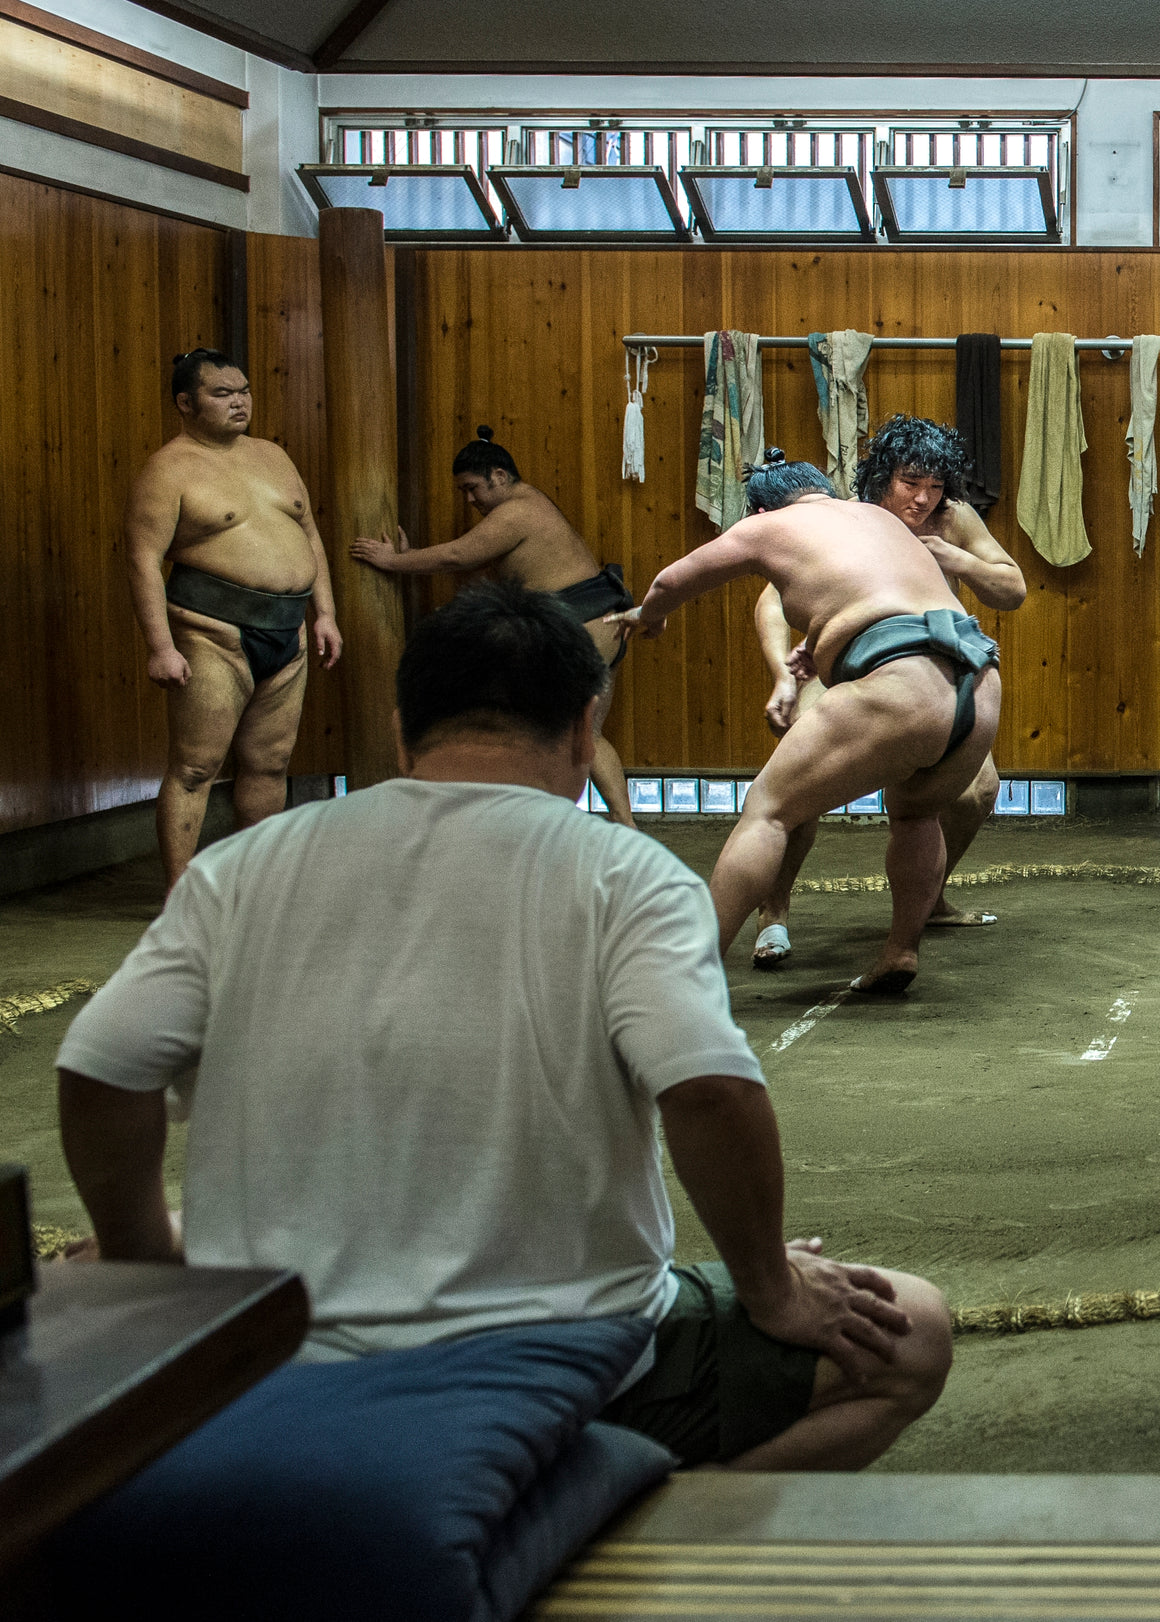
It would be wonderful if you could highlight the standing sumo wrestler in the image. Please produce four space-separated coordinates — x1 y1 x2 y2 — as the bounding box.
125 349 342 889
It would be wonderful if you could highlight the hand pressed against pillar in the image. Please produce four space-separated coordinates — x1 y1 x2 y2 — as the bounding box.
125 351 342 889
351 426 637 827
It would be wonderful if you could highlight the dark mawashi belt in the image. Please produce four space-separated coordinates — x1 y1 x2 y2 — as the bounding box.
552 564 634 622
166 561 311 631
831 609 1000 763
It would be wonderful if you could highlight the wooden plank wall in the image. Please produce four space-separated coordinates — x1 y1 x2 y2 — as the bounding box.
0 172 228 835
0 183 341 838
246 234 345 781
413 248 1160 776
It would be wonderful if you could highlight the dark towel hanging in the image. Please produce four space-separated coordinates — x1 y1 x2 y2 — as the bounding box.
955 333 1002 514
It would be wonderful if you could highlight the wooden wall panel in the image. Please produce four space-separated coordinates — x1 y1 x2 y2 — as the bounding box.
414 246 1160 776
0 173 227 835
246 233 345 780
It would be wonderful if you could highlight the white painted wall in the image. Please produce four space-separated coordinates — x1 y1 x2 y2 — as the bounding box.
0 0 317 235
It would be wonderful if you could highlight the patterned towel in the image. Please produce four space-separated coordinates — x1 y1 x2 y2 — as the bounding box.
695 331 764 530
808 329 873 498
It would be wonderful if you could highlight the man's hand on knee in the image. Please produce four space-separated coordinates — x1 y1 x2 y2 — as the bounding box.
742 1243 913 1387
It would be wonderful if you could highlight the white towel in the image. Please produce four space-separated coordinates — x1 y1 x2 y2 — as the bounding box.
622 347 650 483
1127 336 1160 555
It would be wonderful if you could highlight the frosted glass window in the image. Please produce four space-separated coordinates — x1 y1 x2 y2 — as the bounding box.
628 777 663 814
885 173 1050 235
700 779 736 814
1030 779 1066 815
689 172 865 236
589 782 608 814
994 779 1031 815
497 171 682 236
315 172 496 234
847 790 885 814
664 778 700 813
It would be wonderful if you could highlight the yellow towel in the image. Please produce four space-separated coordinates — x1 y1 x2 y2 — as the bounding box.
1016 332 1090 565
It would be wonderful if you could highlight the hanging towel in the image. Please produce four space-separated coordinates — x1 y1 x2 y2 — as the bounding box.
622 347 650 482
955 333 1002 514
1127 336 1160 556
695 331 765 530
807 330 873 498
1016 333 1090 566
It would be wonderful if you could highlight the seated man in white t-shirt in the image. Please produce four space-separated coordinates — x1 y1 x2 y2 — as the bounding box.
57 581 951 1470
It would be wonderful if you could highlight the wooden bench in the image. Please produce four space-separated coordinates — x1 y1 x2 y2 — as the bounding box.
533 1472 1160 1619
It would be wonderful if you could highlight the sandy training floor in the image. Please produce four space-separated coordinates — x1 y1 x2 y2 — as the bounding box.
4 812 1160 1470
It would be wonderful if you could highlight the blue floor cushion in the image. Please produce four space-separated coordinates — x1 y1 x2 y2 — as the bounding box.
50 1316 674 1622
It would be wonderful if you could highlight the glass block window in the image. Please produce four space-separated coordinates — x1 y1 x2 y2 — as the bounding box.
994 779 1031 815
664 778 700 813
701 779 737 814
628 777 663 814
846 790 885 814
1030 780 1066 815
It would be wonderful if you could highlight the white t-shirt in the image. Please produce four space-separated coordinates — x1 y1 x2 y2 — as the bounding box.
58 781 765 1355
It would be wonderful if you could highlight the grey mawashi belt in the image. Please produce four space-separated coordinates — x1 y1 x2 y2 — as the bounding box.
166 562 311 631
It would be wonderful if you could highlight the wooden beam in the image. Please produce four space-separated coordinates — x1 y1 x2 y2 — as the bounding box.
312 0 393 71
0 1 249 105
318 209 404 789
0 95 249 191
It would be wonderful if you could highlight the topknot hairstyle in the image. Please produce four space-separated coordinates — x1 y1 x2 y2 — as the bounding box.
744 447 835 513
854 415 969 508
171 348 237 403
451 425 521 482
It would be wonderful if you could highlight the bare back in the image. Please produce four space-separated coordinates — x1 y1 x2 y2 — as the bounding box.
478 484 602 593
136 434 319 594
754 499 965 682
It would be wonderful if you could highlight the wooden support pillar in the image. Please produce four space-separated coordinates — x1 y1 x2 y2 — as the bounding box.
318 208 403 789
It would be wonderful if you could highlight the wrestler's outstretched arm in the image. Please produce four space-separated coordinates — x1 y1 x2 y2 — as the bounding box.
124 456 190 689
350 505 520 576
606 517 770 642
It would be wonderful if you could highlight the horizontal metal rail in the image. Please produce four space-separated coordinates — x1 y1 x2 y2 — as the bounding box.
622 333 1129 351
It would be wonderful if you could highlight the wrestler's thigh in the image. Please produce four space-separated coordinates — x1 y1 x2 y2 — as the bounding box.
583 615 625 668
741 676 948 830
232 628 309 773
886 669 1002 821
166 608 253 772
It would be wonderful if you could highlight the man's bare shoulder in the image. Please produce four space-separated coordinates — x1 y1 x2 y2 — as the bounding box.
935 500 1012 557
134 432 299 486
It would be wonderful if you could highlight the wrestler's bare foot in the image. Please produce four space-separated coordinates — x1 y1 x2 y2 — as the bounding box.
926 902 997 927
851 950 919 996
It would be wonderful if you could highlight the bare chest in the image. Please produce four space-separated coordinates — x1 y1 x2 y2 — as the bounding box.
174 455 304 542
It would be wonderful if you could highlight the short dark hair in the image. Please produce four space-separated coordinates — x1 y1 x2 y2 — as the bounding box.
451 425 521 482
171 348 236 404
855 415 969 507
744 448 835 513
396 581 607 753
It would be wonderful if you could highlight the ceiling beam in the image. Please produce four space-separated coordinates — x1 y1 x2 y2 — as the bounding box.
129 1 315 73
312 0 394 70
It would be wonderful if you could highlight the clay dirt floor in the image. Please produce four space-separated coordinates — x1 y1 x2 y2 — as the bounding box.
4 810 1160 1473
